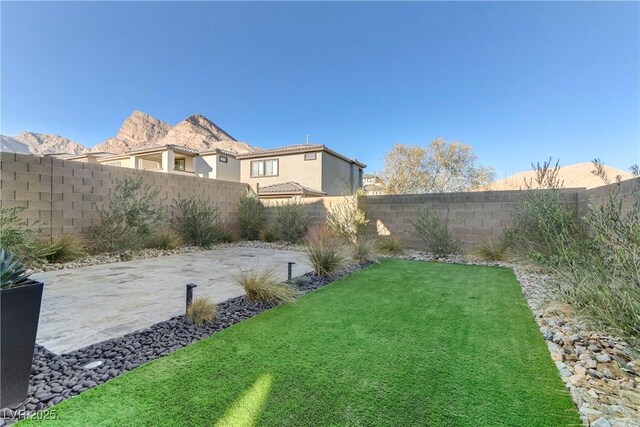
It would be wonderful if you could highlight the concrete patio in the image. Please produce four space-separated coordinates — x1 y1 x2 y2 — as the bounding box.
32 247 311 355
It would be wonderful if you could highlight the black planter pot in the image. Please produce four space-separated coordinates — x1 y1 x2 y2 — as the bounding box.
1 280 44 409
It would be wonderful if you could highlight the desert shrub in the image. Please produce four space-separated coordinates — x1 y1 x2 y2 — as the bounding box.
46 235 86 263
350 236 378 263
93 176 165 253
512 158 586 263
304 228 346 276
186 297 218 326
172 197 224 247
238 191 265 240
326 190 369 242
0 206 56 262
376 236 406 255
236 266 296 304
412 209 460 256
272 200 309 243
147 230 183 250
512 191 584 263
554 183 640 340
514 159 640 341
259 227 278 243
472 232 513 261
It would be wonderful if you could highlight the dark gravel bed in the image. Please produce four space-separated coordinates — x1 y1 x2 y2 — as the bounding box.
0 262 371 425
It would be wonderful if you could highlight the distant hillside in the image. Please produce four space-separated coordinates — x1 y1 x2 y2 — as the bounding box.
0 111 256 156
0 132 88 156
485 162 635 190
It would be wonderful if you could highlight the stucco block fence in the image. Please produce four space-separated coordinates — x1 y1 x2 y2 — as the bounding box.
1 153 637 248
263 178 638 249
0 153 249 240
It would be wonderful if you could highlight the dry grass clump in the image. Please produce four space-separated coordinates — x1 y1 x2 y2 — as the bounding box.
46 234 86 263
304 226 346 276
471 235 513 261
186 297 218 326
376 236 406 255
148 230 183 250
350 237 378 263
237 266 296 304
259 227 278 243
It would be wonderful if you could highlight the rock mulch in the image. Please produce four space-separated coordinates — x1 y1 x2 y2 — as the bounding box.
30 241 303 273
0 262 368 425
397 251 639 427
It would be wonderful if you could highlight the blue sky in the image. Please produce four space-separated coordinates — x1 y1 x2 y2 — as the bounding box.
2 1 638 177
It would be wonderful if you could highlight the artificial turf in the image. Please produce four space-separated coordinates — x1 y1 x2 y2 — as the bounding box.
21 260 581 426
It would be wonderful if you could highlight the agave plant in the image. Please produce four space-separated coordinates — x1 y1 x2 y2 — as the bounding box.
0 248 32 289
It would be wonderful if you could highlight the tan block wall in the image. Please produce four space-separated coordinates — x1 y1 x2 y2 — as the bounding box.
578 177 638 219
262 189 584 249
0 153 249 241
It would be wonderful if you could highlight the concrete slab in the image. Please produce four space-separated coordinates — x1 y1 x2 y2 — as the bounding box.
32 247 311 355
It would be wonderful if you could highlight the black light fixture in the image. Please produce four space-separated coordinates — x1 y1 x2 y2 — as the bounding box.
186 283 197 312
287 262 295 281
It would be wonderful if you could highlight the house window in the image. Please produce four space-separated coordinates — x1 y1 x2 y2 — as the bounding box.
174 158 186 171
250 159 278 177
104 161 121 167
219 156 228 163
304 153 317 161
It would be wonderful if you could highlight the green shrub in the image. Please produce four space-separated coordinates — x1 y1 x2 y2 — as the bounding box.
238 191 265 240
47 235 86 263
147 230 183 250
350 236 378 263
514 159 640 341
272 200 309 243
376 236 406 255
512 191 584 263
326 190 369 242
186 297 217 326
472 232 513 261
172 197 225 247
236 266 296 304
412 209 460 256
554 184 640 340
93 176 165 253
0 248 32 289
0 206 56 263
304 228 346 276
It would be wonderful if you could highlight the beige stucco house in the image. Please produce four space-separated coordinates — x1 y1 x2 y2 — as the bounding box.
236 144 365 197
64 145 240 181
62 143 365 197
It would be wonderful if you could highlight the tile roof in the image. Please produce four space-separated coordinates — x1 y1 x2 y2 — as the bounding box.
257 181 326 197
125 144 200 155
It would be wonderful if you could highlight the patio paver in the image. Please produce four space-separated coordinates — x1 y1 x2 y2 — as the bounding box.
32 246 311 354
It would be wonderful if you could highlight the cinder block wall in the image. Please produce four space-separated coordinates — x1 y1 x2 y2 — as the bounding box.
0 153 249 240
578 177 638 218
262 190 584 249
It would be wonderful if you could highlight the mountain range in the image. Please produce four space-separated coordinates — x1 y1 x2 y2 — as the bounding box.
0 111 255 156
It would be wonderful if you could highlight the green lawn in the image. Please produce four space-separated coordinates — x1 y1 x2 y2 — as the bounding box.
22 260 580 426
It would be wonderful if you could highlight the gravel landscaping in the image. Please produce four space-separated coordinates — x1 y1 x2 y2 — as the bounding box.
0 262 369 425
